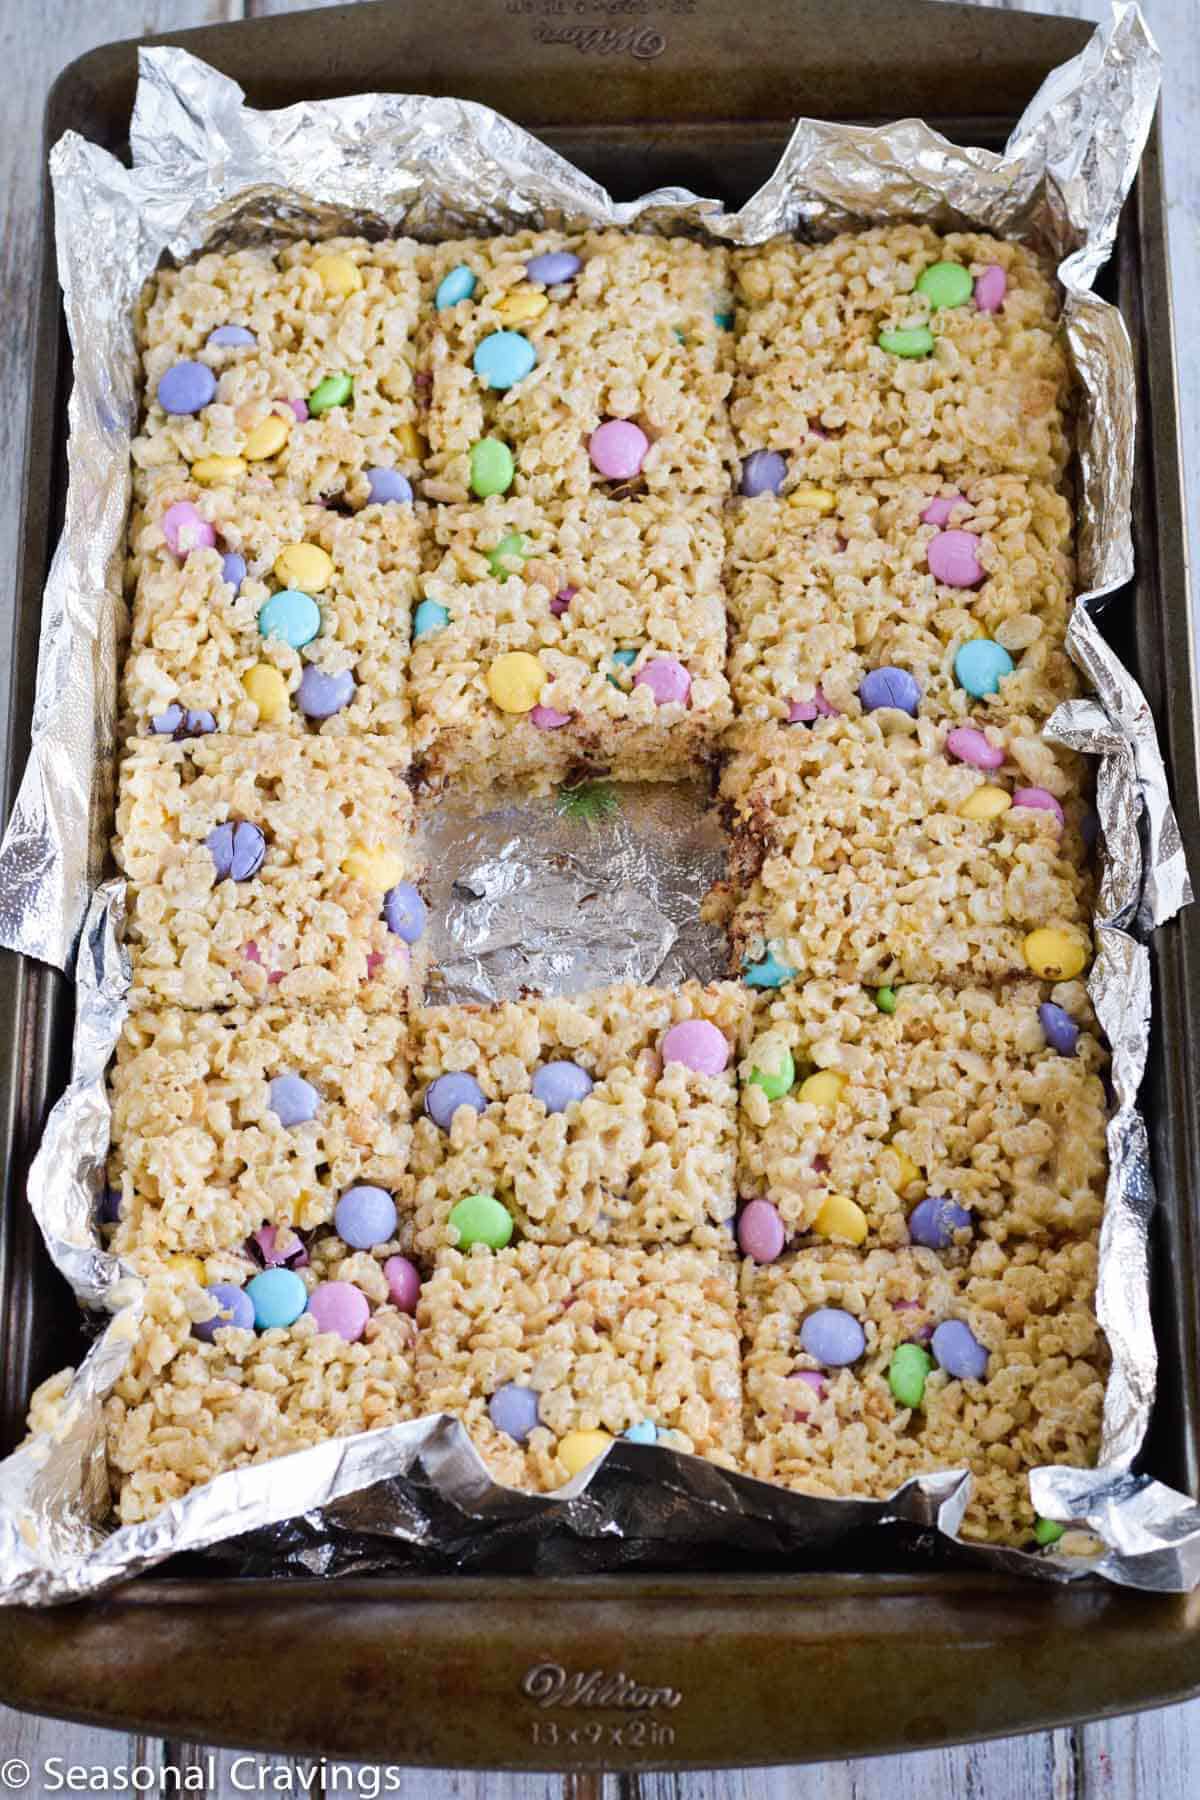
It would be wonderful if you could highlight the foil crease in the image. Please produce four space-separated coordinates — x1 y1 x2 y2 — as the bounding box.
2 3 1198 1603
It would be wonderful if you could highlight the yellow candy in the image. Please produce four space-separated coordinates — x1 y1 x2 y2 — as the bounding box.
166 1254 206 1285
790 485 837 513
890 1147 921 1191
1024 928 1088 981
396 423 424 462
486 651 546 714
812 1193 868 1245
558 1429 612 1478
313 253 363 297
242 414 290 461
958 785 1012 821
797 1070 846 1111
342 843 406 893
496 286 550 325
191 455 246 485
242 664 290 724
274 543 334 593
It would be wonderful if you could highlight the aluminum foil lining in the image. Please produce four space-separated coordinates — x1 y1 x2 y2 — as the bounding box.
1 2 1197 1604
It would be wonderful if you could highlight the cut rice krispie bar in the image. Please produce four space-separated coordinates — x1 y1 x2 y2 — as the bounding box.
416 1242 743 1489
115 735 422 1010
739 1238 1105 1543
409 983 748 1253
101 1269 418 1524
726 478 1078 731
731 227 1070 487
107 1006 412 1262
132 239 426 508
737 979 1107 1252
410 494 732 790
123 483 421 744
712 715 1094 987
418 229 736 504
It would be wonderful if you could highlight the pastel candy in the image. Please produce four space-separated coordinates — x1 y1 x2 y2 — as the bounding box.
436 264 477 310
743 948 796 989
335 1185 398 1249
526 251 581 285
425 1072 488 1130
306 1281 370 1343
788 688 837 724
207 821 266 882
151 705 215 740
531 1060 594 1113
624 1420 658 1445
1038 1001 1079 1057
1012 787 1065 828
889 1343 933 1408
268 1074 320 1127
661 1020 729 1076
634 658 691 707
470 438 515 497
927 529 985 587
308 373 353 414
931 1319 989 1381
383 1255 422 1314
162 501 216 558
974 264 1008 312
589 420 649 480
297 664 356 719
859 666 921 716
221 552 247 591
157 360 217 414
908 1197 972 1250
208 325 256 348
367 467 413 504
192 1282 255 1341
920 493 963 527
737 1198 785 1264
955 638 1014 697
449 1193 514 1250
916 262 973 309
246 1268 308 1330
748 1047 795 1102
946 726 1005 770
383 881 427 944
488 1383 541 1443
413 599 450 639
530 704 571 730
740 450 787 497
800 1307 866 1366
473 331 536 391
259 589 321 649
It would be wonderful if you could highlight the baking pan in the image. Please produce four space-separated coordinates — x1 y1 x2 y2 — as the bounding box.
1 0 1198 1768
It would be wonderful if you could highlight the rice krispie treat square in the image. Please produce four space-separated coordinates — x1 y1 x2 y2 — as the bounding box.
731 227 1070 488
739 1237 1105 1543
712 714 1094 987
132 239 427 508
409 983 748 1253
416 1241 743 1489
123 483 421 745
417 229 736 505
103 1270 419 1524
106 1006 412 1262
410 494 732 790
726 478 1078 732
736 979 1107 1254
115 735 423 1010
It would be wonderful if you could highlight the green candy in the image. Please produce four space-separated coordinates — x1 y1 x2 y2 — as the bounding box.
449 1192 514 1250
916 261 973 310
878 326 934 358
888 1343 932 1408
1034 1517 1066 1546
749 1046 795 1102
875 986 897 1014
470 438 515 498
488 532 528 578
308 373 353 414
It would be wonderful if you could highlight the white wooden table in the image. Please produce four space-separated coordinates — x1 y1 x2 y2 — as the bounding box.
1 0 1196 1792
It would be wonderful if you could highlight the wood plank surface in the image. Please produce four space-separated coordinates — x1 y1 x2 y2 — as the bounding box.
0 0 1196 1794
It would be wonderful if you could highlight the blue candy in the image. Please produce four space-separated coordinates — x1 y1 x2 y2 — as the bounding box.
413 599 450 640
1038 1002 1080 1057
268 1074 320 1128
799 1307 865 1367
221 552 247 592
157 360 217 415
335 1185 398 1250
624 1420 658 1445
366 466 413 505
931 1319 989 1381
297 665 356 719
246 1268 308 1331
740 450 787 497
435 264 477 310
488 1383 541 1443
193 1282 255 1341
425 1072 488 1131
743 947 796 990
908 1197 972 1250
473 331 537 391
954 638 1014 697
531 1060 594 1114
525 252 581 286
259 588 321 649
207 325 256 348
383 881 427 944
206 821 266 882
859 666 921 716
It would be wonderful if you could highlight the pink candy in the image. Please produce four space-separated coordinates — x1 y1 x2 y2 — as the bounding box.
589 419 649 480
383 1254 421 1314
945 726 1006 771
737 1198 785 1264
550 586 576 618
920 492 964 527
530 704 571 730
790 1370 827 1398
788 687 838 725
252 1225 308 1269
306 1280 370 1343
366 940 411 979
927 528 985 588
661 1019 730 1076
286 398 309 421
243 941 283 984
1012 787 1065 828
634 658 691 707
162 501 216 559
974 264 1008 313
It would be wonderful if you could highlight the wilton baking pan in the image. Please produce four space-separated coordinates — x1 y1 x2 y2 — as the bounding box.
1 0 1199 1769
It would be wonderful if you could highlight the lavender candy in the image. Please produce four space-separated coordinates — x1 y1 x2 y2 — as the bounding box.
908 1197 972 1250
192 1283 255 1341
268 1074 320 1128
383 881 427 945
799 1307 865 1367
859 667 921 716
425 1072 488 1131
297 665 356 720
334 1185 398 1250
206 821 266 882
931 1319 989 1381
157 360 217 414
531 1060 594 1114
488 1383 541 1443
1038 1002 1080 1057
740 450 787 497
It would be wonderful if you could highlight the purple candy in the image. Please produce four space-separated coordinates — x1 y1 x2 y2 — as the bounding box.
526 252 582 286
921 492 964 527
589 419 649 480
193 1282 254 1341
799 1307 866 1367
297 664 357 720
550 586 576 617
1038 1002 1080 1057
162 501 216 559
1012 787 1065 829
531 1060 594 1114
788 687 838 725
307 1281 371 1343
530 703 571 730
251 1225 308 1269
661 1020 730 1076
859 666 921 716
974 264 1008 313
740 450 787 498
634 658 691 707
208 325 256 348
268 1073 320 1128
791 1369 827 1399
737 1198 785 1264
221 552 247 592
425 1071 488 1131
383 880 427 945
383 1254 421 1314
927 529 985 588
931 1318 989 1381
908 1196 972 1250
206 821 266 882
488 1382 542 1442
151 704 184 737
287 398 309 422
157 360 217 415
152 705 215 740
945 726 1005 771
334 1184 398 1250
366 466 414 505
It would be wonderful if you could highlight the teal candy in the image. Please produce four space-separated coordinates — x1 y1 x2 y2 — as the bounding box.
413 599 450 640
473 331 536 391
744 948 796 990
607 646 639 689
259 588 321 648
714 311 734 329
247 1267 308 1330
624 1420 658 1445
954 638 1015 697
436 264 477 310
